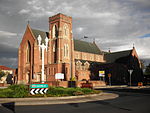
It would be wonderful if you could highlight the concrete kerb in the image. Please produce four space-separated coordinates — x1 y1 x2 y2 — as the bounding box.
0 93 118 106
94 85 150 89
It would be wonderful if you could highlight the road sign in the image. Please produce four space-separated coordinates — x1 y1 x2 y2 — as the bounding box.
30 89 35 95
99 71 105 74
99 71 105 77
55 73 64 79
39 88 44 94
30 84 49 95
30 84 49 88
30 88 48 95
35 88 39 94
99 74 105 77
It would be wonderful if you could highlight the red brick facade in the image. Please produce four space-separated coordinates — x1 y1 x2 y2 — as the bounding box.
18 13 141 86
17 13 105 85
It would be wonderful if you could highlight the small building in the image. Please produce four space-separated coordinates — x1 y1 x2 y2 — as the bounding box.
0 65 15 84
0 65 14 74
90 48 143 85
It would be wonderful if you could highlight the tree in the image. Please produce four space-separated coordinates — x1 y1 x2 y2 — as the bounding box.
140 60 145 70
0 70 6 80
144 64 150 75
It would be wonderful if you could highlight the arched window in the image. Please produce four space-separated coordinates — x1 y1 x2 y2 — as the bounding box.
53 42 57 63
40 48 42 59
63 24 69 38
52 25 58 38
64 45 66 57
26 41 31 63
53 44 55 52
84 62 90 70
64 44 69 58
66 44 69 57
76 61 82 70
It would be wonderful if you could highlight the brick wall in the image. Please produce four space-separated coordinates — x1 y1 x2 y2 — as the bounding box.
48 80 106 88
74 51 105 62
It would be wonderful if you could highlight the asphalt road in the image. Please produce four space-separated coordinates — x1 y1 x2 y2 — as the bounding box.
0 89 150 113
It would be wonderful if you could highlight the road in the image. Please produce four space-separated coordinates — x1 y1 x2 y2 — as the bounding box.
0 89 150 113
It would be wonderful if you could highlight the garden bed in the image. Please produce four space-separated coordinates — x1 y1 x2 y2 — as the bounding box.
0 85 101 98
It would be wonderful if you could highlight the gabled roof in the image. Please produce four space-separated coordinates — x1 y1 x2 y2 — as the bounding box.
31 29 49 43
74 39 102 54
30 28 102 55
0 65 13 70
104 49 132 63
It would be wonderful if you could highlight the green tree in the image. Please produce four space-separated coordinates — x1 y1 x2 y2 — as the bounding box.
140 60 145 70
144 64 150 75
0 70 6 80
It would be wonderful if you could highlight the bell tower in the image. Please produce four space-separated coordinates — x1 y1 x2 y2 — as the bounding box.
48 13 75 80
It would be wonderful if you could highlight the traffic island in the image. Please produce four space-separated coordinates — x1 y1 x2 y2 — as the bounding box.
0 84 119 106
0 84 101 98
0 93 118 106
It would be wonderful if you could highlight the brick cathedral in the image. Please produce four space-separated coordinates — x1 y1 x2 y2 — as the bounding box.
18 13 142 86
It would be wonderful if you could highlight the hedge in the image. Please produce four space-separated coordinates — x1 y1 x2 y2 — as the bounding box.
0 84 28 98
0 85 101 98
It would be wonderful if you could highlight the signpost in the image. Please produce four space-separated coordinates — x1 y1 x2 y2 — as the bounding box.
128 70 133 86
55 73 64 80
55 73 64 87
99 71 105 81
30 84 49 95
108 73 111 86
99 71 105 75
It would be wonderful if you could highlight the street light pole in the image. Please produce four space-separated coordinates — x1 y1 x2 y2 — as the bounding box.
128 70 133 87
130 73 131 86
37 35 49 83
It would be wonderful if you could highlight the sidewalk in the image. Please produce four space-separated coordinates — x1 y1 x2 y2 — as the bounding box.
94 85 150 94
0 93 118 106
94 85 150 89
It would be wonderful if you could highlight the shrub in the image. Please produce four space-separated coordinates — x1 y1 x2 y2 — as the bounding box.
0 88 13 97
65 88 78 95
47 87 99 97
8 84 28 98
47 87 69 96
80 88 93 94
0 85 101 98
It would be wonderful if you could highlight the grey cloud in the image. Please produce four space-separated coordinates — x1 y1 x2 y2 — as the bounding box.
130 0 150 12
0 0 150 68
0 57 18 68
0 43 18 58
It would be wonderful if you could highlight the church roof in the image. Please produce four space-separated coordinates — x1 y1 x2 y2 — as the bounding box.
74 39 102 54
31 29 49 43
104 49 132 63
30 28 102 55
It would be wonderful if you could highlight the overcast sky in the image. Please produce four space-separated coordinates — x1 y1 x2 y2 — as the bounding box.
0 0 150 68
